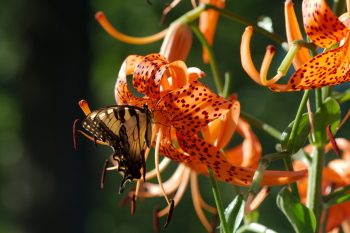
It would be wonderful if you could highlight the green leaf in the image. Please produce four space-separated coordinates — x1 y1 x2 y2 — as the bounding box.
276 187 316 233
221 194 245 233
325 193 350 207
313 97 341 144
281 113 310 153
236 223 277 233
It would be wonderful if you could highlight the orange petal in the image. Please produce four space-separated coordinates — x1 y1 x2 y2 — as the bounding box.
115 55 148 106
176 134 306 186
285 0 311 69
159 81 233 136
199 0 225 63
302 0 348 48
285 41 350 91
225 118 261 168
132 54 169 99
201 99 240 149
115 53 190 106
327 202 350 232
328 159 350 184
323 166 346 185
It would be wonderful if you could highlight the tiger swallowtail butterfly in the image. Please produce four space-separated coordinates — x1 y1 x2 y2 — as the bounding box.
81 104 152 193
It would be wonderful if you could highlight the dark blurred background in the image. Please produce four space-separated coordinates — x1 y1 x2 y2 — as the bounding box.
2 0 347 232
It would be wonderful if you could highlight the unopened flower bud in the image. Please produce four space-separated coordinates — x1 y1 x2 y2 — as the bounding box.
160 23 192 62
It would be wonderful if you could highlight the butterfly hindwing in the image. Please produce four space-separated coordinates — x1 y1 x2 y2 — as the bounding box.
82 105 152 192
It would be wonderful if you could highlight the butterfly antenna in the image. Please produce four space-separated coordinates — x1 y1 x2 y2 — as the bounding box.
73 119 80 150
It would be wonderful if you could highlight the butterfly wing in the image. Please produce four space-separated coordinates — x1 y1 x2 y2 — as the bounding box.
82 105 152 192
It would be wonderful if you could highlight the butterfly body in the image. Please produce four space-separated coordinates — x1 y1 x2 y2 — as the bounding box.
82 104 152 192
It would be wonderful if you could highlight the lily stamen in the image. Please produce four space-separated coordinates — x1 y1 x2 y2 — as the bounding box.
134 180 141 200
100 159 110 189
191 172 215 232
156 167 191 217
245 186 270 213
95 11 168 44
145 157 172 180
162 0 181 18
142 164 186 198
155 128 171 205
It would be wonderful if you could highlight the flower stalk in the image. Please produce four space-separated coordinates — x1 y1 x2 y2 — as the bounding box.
306 146 324 233
208 168 231 233
190 22 223 94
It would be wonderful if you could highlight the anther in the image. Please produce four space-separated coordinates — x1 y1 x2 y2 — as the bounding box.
327 124 340 156
131 194 136 215
100 159 109 189
153 208 160 233
72 119 80 150
119 192 133 208
163 199 175 228
210 213 218 233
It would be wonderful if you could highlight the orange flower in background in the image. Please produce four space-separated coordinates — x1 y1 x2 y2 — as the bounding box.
295 138 350 232
115 53 305 187
241 0 350 92
199 0 225 63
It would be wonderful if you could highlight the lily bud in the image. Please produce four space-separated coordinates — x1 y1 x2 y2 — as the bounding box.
159 23 192 62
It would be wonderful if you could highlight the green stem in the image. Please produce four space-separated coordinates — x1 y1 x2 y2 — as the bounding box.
222 72 232 99
240 111 281 140
189 23 223 93
323 184 350 202
277 40 315 75
321 206 330 233
321 87 332 101
287 90 311 150
250 152 291 194
174 3 206 24
306 146 323 233
315 88 323 109
283 157 300 201
208 168 231 233
204 4 285 46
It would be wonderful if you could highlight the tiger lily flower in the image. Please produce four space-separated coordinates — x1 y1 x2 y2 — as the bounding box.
115 53 306 188
241 0 350 92
199 0 225 63
295 138 350 232
120 117 264 232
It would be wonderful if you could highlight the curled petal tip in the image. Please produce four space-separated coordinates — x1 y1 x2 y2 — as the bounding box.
267 45 276 53
245 26 253 31
95 11 104 20
78 99 91 116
